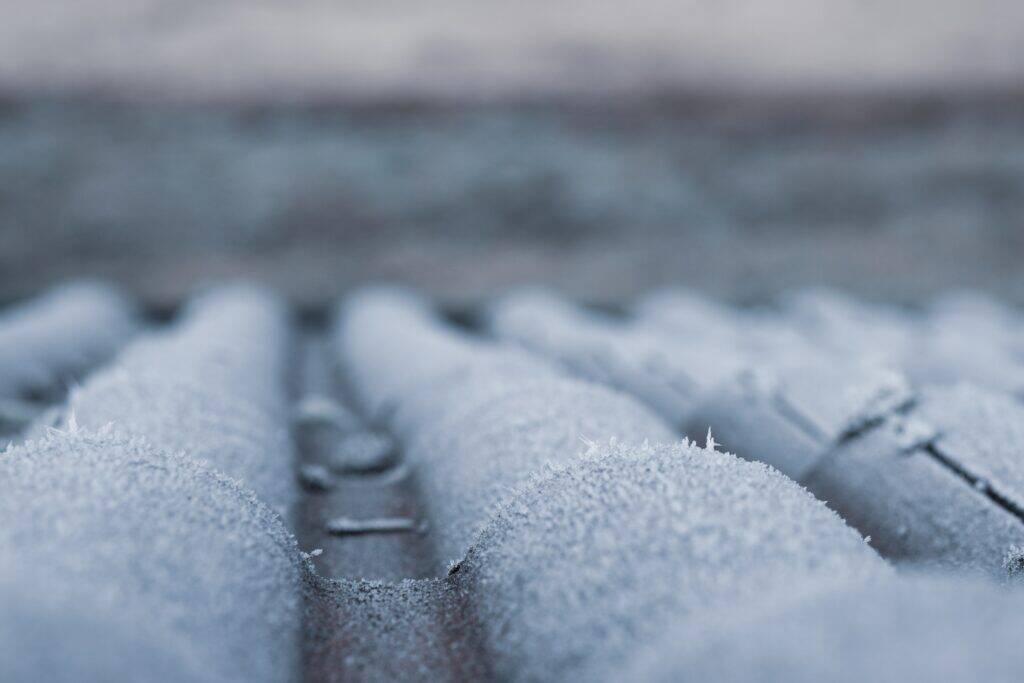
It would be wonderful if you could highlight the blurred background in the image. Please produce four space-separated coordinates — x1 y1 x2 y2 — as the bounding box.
2 0 1022 308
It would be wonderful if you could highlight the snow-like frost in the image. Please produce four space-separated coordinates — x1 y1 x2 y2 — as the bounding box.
634 287 811 360
915 384 1024 511
689 365 1024 573
623 574 1024 682
637 289 1024 574
0 427 305 682
634 288 747 342
779 287 917 368
492 290 904 454
0 281 137 400
62 285 296 515
336 286 552 430
639 285 1023 399
804 383 1024 575
1003 545 1024 576
492 288 1024 580
453 439 885 681
334 287 886 681
904 293 1024 395
0 561 205 682
489 289 746 426
334 287 677 570
689 356 914 479
777 288 1024 396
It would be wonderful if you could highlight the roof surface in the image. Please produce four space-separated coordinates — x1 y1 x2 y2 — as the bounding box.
3 281 1024 680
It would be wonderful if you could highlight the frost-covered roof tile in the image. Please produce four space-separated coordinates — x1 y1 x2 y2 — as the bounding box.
489 289 743 426
65 285 296 515
0 428 305 682
916 384 1024 513
0 281 137 400
335 286 676 570
4 283 1024 680
626 574 1024 682
455 439 885 681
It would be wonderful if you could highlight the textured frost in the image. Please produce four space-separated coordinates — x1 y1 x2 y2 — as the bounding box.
455 439 884 681
638 291 1024 575
633 290 906 448
915 384 1024 514
635 287 811 360
489 289 745 425
63 285 296 515
0 427 305 682
0 281 137 399
781 288 1024 396
335 286 676 570
410 374 674 569
625 575 1024 682
336 286 549 428
634 288 746 341
0 562 204 682
769 357 913 442
805 385 1024 575
696 372 1024 574
781 288 916 367
684 353 914 481
905 293 1024 395
1004 546 1024 576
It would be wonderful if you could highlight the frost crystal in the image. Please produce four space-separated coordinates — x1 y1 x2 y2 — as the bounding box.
1003 545 1024 577
705 428 716 452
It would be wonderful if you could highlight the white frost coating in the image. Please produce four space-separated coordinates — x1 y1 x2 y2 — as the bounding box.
0 281 137 399
614 290 909 469
335 286 676 570
634 287 810 361
0 427 305 682
555 289 1024 576
410 375 675 569
489 290 744 426
336 286 548 429
624 575 1024 682
0 562 205 682
802 392 1024 575
778 288 1024 396
905 293 1024 395
638 286 1024 401
768 356 914 442
455 439 885 681
634 288 745 341
780 288 916 368
649 335 917 482
689 360 1024 574
928 291 1023 343
65 285 295 515
915 384 1024 513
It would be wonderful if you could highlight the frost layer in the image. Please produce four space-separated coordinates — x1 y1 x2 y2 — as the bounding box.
0 428 305 683
489 289 745 426
65 285 295 516
806 384 1024 574
0 281 136 398
335 287 676 570
454 439 885 681
625 574 1024 682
